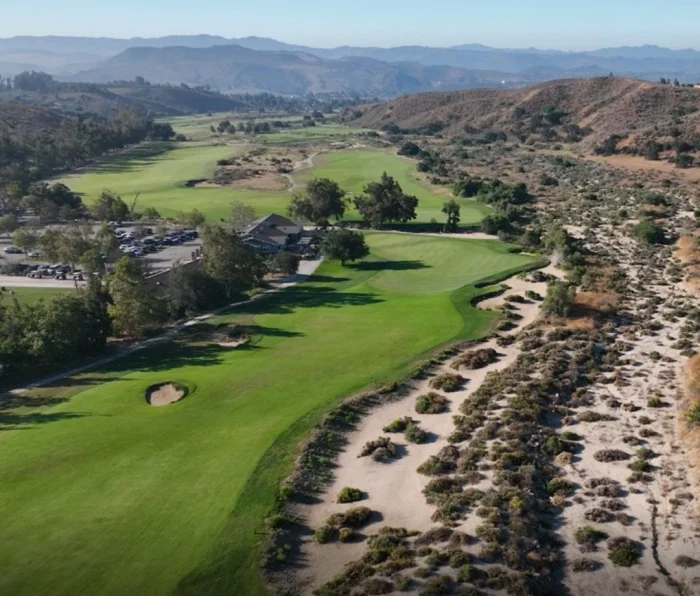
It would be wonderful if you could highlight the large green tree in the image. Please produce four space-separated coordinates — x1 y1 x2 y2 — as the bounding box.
288 178 347 225
108 257 165 337
441 200 461 232
353 173 418 227
322 229 369 265
92 190 130 222
202 226 266 298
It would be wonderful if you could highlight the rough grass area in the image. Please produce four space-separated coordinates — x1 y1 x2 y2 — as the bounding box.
0 233 537 596
59 143 489 226
0 286 74 305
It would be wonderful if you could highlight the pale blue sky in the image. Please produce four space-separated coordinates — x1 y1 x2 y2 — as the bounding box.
2 0 700 50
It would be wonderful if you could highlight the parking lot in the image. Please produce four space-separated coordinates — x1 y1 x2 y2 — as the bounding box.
0 225 204 286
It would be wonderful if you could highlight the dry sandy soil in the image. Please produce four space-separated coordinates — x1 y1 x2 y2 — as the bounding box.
146 382 185 406
294 265 558 593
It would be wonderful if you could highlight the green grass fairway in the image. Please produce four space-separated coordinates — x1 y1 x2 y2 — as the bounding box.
0 234 537 596
0 287 74 305
296 149 491 225
59 144 489 226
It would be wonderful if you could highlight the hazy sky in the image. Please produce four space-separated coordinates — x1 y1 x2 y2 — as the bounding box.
2 0 700 50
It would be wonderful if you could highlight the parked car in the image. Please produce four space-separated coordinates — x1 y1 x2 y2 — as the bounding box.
3 246 22 254
27 251 40 258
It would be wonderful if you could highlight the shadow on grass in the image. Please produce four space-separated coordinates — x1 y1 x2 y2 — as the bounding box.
74 142 173 176
349 259 428 272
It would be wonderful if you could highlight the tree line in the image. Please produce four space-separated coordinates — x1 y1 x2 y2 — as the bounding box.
0 225 298 379
0 108 173 215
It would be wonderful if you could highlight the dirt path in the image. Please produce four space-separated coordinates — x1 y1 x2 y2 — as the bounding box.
8 258 322 395
283 152 319 192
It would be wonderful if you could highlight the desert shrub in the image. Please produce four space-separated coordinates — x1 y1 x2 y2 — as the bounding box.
593 449 630 462
547 477 574 496
416 392 449 414
339 527 354 542
338 487 364 503
584 508 614 523
457 564 479 583
327 506 373 529
360 437 397 461
415 526 453 546
452 348 499 370
405 423 429 444
647 396 664 408
315 525 338 544
426 550 450 568
418 456 455 476
560 430 581 441
383 417 414 433
525 290 542 301
395 575 412 591
430 373 465 392
675 555 700 568
575 525 608 547
607 536 642 566
579 411 615 422
639 427 659 438
449 550 472 568
571 558 603 572
628 459 652 472
363 578 394 594
420 575 452 596
686 404 700 425
600 499 626 511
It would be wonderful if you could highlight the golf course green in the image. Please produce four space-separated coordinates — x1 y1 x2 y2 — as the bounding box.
59 142 490 225
0 233 537 596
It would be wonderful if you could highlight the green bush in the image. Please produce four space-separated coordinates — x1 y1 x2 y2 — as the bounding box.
429 373 464 392
337 486 364 503
315 525 338 544
416 392 449 414
420 575 452 595
575 525 608 546
686 404 700 425
327 506 373 528
607 537 641 566
405 423 429 444
647 396 664 408
339 527 354 542
383 416 414 433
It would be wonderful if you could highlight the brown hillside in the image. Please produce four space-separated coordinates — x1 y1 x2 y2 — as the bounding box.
354 76 700 150
0 99 65 132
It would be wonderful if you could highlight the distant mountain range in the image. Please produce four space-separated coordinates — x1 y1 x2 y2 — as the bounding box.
3 35 700 96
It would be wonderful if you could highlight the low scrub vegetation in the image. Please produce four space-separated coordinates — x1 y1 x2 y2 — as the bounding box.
415 392 449 414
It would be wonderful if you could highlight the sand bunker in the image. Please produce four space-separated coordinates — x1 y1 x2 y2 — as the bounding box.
145 382 187 406
212 324 250 348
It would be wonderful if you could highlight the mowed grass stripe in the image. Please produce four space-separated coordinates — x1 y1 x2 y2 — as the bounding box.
0 237 534 596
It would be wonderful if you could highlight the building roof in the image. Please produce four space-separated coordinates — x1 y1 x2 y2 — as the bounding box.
242 213 303 237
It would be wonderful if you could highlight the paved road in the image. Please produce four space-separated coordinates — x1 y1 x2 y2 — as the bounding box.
0 275 84 289
9 258 323 394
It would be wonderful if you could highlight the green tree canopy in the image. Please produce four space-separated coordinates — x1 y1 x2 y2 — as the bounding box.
92 190 130 222
353 173 418 227
288 178 347 225
202 225 266 298
322 229 370 265
441 200 461 232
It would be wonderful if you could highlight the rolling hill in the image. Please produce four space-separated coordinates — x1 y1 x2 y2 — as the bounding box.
70 45 526 96
4 35 700 84
352 76 700 151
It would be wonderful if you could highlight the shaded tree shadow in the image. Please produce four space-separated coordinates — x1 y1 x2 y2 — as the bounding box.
0 410 87 430
349 259 429 272
76 143 173 176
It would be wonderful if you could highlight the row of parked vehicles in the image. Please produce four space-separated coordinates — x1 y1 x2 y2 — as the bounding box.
23 263 86 280
118 229 198 258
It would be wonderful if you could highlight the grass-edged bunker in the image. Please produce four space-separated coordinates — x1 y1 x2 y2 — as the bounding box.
145 382 188 406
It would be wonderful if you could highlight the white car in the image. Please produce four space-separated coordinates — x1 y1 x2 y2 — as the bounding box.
27 251 40 258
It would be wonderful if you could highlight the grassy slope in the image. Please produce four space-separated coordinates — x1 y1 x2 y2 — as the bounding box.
296 150 490 225
59 143 489 226
0 235 534 596
0 287 74 305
